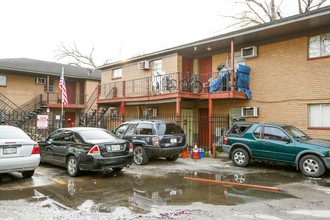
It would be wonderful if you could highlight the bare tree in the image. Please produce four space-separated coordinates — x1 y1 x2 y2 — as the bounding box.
228 0 328 28
298 0 328 13
54 42 97 69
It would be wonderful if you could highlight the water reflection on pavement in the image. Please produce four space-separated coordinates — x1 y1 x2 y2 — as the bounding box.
3 163 328 214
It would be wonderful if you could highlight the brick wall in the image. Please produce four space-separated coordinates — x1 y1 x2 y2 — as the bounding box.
212 36 330 139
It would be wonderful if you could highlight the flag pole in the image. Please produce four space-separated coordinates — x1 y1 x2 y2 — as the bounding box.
61 67 64 128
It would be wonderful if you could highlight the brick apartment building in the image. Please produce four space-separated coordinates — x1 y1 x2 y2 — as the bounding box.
0 58 100 136
96 6 330 148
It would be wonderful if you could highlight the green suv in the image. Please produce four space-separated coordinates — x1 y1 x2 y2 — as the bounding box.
223 122 330 177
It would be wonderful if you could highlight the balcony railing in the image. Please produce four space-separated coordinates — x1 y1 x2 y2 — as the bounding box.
99 71 244 100
45 92 86 105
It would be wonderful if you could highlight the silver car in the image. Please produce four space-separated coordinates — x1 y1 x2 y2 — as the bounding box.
0 125 40 178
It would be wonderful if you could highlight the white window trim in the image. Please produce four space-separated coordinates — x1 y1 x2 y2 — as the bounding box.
112 68 122 79
308 104 330 128
308 32 330 59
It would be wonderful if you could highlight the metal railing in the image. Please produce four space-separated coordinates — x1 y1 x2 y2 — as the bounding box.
99 71 240 100
47 92 86 105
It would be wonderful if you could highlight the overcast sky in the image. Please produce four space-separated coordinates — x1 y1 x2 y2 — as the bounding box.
0 0 324 67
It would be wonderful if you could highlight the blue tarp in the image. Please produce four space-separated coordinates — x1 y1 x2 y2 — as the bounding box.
209 69 229 93
236 64 251 100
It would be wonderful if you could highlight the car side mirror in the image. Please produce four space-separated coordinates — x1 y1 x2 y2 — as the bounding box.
282 136 291 143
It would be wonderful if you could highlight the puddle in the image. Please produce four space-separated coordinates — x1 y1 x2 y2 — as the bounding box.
0 170 329 214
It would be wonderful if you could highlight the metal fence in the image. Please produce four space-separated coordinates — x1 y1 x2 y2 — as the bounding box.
1 111 229 150
86 112 229 151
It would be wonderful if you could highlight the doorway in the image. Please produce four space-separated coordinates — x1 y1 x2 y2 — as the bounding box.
199 57 212 85
199 108 209 148
65 112 76 127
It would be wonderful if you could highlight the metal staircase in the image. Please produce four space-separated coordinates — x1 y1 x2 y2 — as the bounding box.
0 93 45 128
81 85 111 127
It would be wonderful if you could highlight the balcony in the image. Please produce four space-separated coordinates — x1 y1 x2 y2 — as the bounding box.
44 92 86 108
98 71 248 104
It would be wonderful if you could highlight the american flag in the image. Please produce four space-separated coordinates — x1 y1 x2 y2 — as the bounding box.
59 67 68 106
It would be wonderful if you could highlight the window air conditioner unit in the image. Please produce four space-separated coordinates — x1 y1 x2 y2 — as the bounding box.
138 60 150 70
36 77 46 84
143 108 157 117
241 46 258 58
241 107 259 117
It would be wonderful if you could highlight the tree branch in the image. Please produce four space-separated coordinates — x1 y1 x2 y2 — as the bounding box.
54 42 97 69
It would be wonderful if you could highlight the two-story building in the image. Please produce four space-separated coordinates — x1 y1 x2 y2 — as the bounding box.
0 58 100 138
96 6 330 150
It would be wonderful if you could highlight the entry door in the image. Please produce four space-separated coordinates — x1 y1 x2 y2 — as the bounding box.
182 58 193 81
181 109 193 147
199 108 209 148
65 112 75 127
199 57 212 85
66 81 76 104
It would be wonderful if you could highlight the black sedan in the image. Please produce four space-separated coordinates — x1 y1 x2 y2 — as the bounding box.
39 127 133 177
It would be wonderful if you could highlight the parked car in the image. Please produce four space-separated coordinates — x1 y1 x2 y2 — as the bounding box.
223 122 330 177
113 120 186 165
0 125 40 178
38 127 133 177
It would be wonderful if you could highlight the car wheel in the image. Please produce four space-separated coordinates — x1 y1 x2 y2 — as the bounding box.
133 146 149 165
299 154 325 177
21 170 35 178
113 167 123 172
165 154 179 161
67 156 81 177
232 148 250 167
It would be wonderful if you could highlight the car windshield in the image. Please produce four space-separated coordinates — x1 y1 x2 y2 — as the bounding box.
79 129 117 141
0 128 31 139
157 122 184 135
283 126 310 140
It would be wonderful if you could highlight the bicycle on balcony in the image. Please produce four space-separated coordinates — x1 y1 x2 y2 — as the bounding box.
152 73 177 95
179 74 202 94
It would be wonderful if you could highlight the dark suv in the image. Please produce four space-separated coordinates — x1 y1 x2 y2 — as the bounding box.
223 122 330 177
113 120 186 165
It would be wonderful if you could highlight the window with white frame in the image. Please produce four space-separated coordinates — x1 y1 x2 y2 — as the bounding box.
308 104 330 128
308 32 330 58
0 74 6 86
152 60 162 75
112 68 122 79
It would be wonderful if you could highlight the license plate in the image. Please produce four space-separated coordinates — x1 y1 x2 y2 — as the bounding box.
3 147 17 154
108 145 121 151
170 138 177 143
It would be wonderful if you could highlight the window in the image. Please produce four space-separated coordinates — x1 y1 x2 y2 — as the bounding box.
36 77 46 84
309 104 330 128
152 59 162 74
309 33 330 58
229 124 250 136
263 126 288 141
112 68 122 79
0 74 7 86
253 126 262 139
47 130 62 141
136 123 154 135
44 79 54 92
114 124 128 136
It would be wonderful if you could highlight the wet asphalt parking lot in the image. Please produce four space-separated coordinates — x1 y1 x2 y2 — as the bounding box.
1 154 330 219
